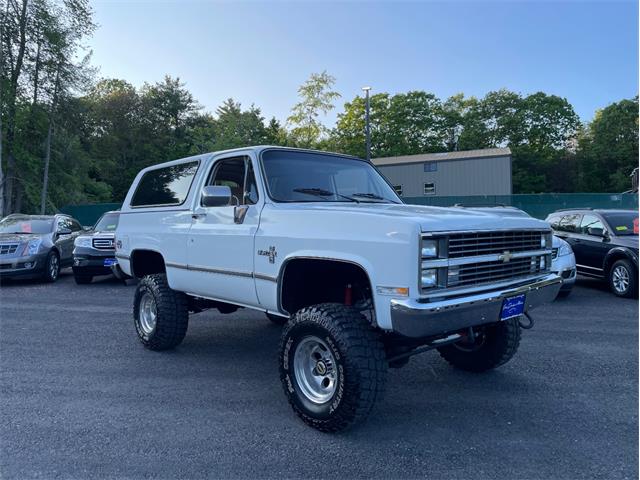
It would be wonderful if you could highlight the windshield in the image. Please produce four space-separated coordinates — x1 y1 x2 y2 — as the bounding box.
0 217 54 234
261 150 401 204
602 212 639 236
94 213 119 232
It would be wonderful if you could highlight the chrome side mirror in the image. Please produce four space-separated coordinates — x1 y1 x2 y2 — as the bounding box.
201 186 231 207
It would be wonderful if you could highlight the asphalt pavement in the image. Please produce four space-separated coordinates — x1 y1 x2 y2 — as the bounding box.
1 271 637 479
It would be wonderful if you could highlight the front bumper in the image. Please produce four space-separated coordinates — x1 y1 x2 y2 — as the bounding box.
390 273 562 338
552 252 576 291
0 253 47 278
72 252 116 277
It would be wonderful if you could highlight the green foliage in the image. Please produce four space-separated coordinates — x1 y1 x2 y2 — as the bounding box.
576 97 639 192
0 0 636 213
287 71 340 148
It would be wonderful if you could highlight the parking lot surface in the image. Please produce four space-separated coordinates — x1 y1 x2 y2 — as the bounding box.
1 271 637 479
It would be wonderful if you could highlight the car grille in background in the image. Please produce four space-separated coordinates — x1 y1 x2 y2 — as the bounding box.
551 248 558 260
0 244 19 255
447 257 544 288
92 238 114 250
448 231 544 258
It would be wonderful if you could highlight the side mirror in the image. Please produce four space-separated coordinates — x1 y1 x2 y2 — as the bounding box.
587 227 605 237
201 185 231 207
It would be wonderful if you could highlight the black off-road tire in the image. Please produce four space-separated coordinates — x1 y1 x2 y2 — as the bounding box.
74 274 93 285
133 274 189 350
42 251 60 283
608 259 637 298
437 318 521 373
279 303 387 433
266 313 288 325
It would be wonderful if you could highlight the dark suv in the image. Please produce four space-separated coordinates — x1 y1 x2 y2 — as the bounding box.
545 209 638 297
72 211 122 284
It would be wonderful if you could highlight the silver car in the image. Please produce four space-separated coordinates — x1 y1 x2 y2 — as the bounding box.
0 214 83 282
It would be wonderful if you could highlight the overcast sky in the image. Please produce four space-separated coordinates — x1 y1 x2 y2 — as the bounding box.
88 0 638 126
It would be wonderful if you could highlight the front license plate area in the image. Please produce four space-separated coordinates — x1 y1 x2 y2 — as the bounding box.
500 293 526 321
104 258 117 267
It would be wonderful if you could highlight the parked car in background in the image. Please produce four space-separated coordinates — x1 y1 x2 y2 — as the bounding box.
0 213 83 282
551 236 576 297
546 209 639 298
454 206 576 298
72 211 126 284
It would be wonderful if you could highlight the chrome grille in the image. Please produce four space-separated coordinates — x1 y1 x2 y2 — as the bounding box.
0 244 19 255
421 229 552 293
551 248 558 260
448 231 544 258
92 238 114 250
447 257 544 288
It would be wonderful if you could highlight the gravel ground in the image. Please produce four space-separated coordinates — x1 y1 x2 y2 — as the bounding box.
1 271 637 479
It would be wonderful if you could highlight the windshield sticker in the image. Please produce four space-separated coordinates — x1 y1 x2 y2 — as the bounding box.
20 222 32 233
615 226 628 231
634 218 639 234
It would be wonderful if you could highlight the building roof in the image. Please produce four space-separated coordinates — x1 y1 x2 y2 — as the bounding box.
372 148 512 167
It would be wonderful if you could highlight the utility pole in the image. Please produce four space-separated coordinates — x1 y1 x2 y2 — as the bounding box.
362 86 371 161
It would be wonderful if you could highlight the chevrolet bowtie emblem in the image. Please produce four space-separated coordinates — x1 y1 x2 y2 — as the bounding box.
499 250 513 263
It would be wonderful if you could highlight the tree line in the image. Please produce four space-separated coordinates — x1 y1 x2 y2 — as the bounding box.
1 0 638 216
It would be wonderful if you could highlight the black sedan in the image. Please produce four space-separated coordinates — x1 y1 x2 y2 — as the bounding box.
0 214 84 282
546 209 638 297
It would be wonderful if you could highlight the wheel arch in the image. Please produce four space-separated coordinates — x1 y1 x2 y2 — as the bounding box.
129 249 167 278
604 247 637 274
277 256 375 317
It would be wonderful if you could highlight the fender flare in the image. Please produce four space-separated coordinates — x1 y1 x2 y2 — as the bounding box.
276 254 374 315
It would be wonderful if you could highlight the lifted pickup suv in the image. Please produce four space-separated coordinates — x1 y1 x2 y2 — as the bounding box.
116 146 561 432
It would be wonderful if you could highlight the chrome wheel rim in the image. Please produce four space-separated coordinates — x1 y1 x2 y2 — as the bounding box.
139 292 157 335
612 265 630 293
293 336 338 404
49 255 59 279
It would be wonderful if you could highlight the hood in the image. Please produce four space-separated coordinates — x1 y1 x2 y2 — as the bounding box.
0 232 48 244
82 230 116 238
275 203 551 232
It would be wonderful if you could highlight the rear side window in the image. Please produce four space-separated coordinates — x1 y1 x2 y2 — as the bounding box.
131 161 199 207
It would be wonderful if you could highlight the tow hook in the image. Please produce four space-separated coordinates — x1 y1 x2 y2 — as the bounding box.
518 312 535 330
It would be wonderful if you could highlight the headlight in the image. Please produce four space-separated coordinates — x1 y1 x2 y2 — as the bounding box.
23 239 42 256
74 236 92 248
557 242 572 257
421 239 438 258
421 268 438 288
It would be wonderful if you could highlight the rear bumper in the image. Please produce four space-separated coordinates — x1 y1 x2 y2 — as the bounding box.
390 273 562 338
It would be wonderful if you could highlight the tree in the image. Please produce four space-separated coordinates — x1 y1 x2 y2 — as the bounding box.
211 98 268 150
577 97 639 192
0 0 95 214
287 71 340 148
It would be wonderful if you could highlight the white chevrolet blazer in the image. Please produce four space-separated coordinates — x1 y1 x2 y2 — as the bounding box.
116 146 561 432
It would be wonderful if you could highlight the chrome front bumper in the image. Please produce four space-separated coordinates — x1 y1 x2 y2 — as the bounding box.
390 273 562 338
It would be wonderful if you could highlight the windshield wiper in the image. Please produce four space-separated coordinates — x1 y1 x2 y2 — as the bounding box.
351 192 401 204
292 188 359 203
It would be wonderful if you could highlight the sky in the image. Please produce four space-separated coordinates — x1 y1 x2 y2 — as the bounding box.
88 0 639 126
